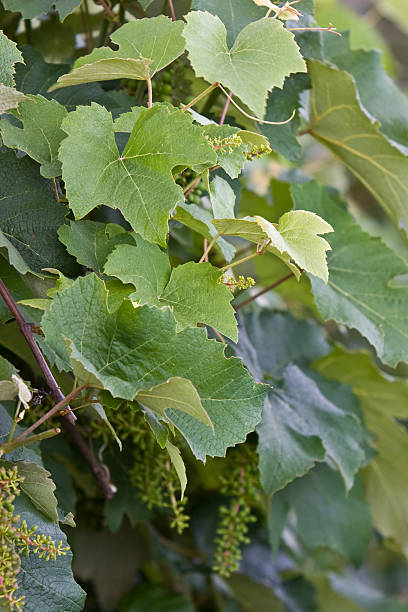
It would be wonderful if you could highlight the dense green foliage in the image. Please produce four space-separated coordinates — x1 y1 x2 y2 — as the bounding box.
0 0 407 610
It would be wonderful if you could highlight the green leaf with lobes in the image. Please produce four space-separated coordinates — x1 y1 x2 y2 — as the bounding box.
58 102 217 246
0 29 24 87
292 181 408 367
308 61 408 235
105 243 238 340
183 11 306 119
49 16 185 90
213 210 333 282
0 95 68 178
41 273 267 460
191 0 265 46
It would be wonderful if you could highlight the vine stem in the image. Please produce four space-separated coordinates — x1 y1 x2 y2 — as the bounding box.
12 384 87 444
199 233 221 263
98 0 116 20
0 278 76 425
219 89 232 125
147 77 153 108
235 272 294 311
1 428 61 456
168 0 176 21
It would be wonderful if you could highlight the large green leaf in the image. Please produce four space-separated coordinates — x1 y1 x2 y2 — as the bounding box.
2 0 82 20
105 243 237 339
278 464 371 564
183 11 306 119
0 151 77 276
315 348 408 556
213 209 333 282
292 181 408 367
0 95 68 178
0 29 24 87
42 274 266 460
258 366 371 494
58 220 136 275
59 103 216 246
50 17 185 90
308 61 408 233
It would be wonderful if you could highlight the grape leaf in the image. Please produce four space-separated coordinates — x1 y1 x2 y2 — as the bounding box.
183 11 306 119
234 310 330 380
58 220 136 275
50 16 185 90
136 377 213 430
292 181 408 367
160 261 237 340
208 176 236 219
104 238 171 307
0 95 68 178
259 365 371 494
0 29 24 87
281 465 371 564
2 0 82 20
0 151 78 276
42 274 267 460
308 61 408 234
105 244 237 339
0 84 26 113
315 348 408 556
13 486 86 611
59 103 216 246
213 210 333 282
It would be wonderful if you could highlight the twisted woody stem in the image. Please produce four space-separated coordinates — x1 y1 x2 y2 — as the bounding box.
0 278 115 499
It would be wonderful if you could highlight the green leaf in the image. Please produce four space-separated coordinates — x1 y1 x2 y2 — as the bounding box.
2 0 82 20
59 103 216 246
118 584 194 612
234 310 330 380
376 0 408 35
280 464 371 564
0 151 78 276
173 202 236 262
314 577 364 612
58 220 136 275
13 484 86 611
315 348 408 556
308 61 408 234
160 261 237 340
7 460 59 523
42 273 266 460
226 574 285 612
213 209 333 282
165 440 187 499
0 354 17 380
292 181 408 367
0 95 68 178
183 11 306 119
191 0 265 46
0 29 24 87
136 377 213 431
0 84 26 114
50 16 185 90
104 238 171 307
258 365 372 494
